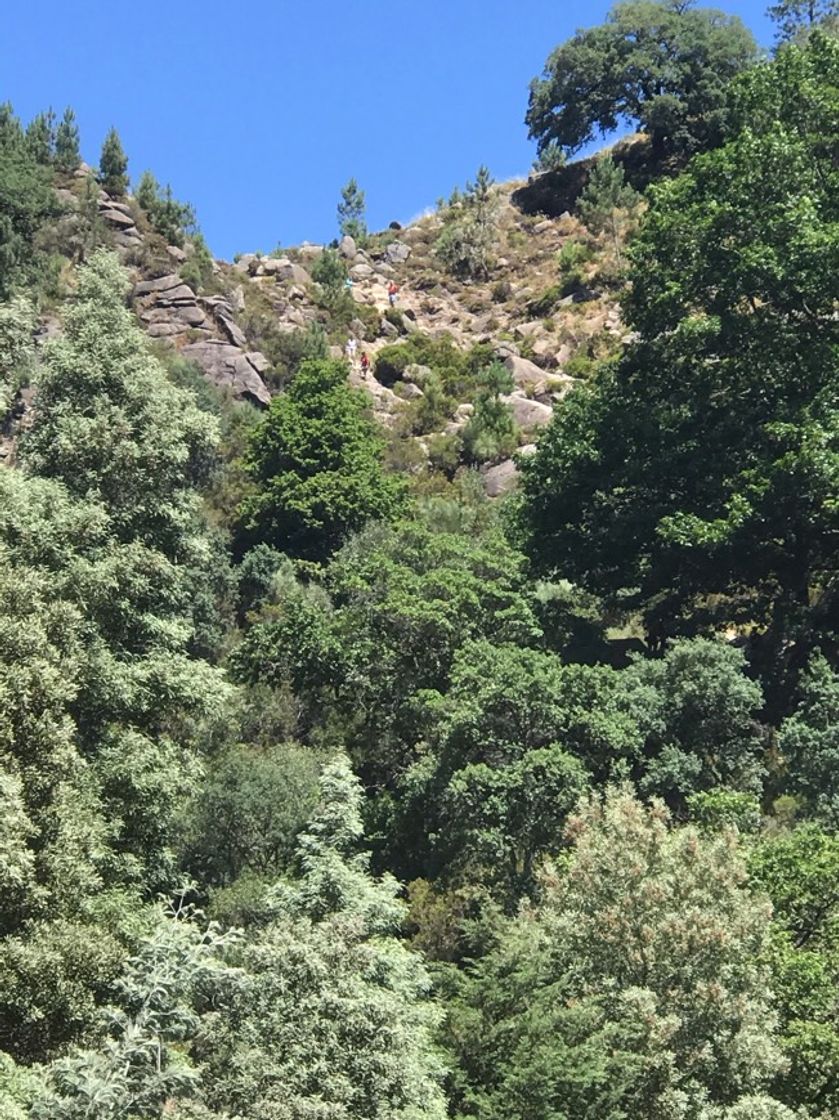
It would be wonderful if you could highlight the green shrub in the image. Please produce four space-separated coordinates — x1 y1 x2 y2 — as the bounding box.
461 361 518 464
384 306 406 331
136 171 196 246
375 334 494 406
311 247 347 290
353 301 381 340
527 284 563 318
557 239 592 273
426 432 463 476
179 233 214 292
311 248 354 328
398 371 456 435
563 351 596 379
492 279 513 303
559 269 585 297
435 166 499 279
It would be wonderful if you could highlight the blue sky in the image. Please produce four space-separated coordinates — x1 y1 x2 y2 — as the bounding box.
3 0 773 259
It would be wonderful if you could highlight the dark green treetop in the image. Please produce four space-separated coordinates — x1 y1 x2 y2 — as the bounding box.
527 0 758 158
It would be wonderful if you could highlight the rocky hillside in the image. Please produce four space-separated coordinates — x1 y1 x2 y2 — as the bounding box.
46 159 634 496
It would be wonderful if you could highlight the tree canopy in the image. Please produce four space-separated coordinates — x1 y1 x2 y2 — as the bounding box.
447 788 784 1120
238 359 405 561
517 34 839 688
526 0 758 158
1 24 839 1120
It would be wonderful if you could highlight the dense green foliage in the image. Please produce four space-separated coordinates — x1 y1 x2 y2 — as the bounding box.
449 789 786 1120
0 103 58 298
238 359 405 560
0 252 227 1068
518 34 839 693
527 0 758 158
2 20 839 1120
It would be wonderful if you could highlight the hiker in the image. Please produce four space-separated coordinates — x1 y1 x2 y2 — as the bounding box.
360 351 370 375
345 337 358 364
387 281 399 307
344 275 354 292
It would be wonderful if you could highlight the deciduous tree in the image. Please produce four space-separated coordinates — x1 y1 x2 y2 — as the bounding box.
526 0 757 159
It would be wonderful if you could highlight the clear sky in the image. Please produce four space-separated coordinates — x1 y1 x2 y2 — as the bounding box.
3 0 774 260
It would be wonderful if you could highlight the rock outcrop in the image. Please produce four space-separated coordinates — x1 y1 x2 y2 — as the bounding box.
82 172 632 493
132 273 271 405
180 340 272 406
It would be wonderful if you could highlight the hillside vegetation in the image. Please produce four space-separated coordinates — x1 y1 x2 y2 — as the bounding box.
0 3 838 1118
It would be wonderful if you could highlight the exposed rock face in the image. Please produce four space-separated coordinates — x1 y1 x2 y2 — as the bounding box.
482 458 519 497
347 365 401 423
277 260 310 285
136 275 209 335
445 402 474 435
132 274 271 405
94 174 626 438
134 274 185 296
383 241 411 265
502 392 553 429
503 353 548 388
95 195 146 250
100 207 136 230
244 256 311 285
180 341 272 407
201 295 248 347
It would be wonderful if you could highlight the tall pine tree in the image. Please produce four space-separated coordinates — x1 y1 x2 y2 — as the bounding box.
98 127 128 195
54 108 80 172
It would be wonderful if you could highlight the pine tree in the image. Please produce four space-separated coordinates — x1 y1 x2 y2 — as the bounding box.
436 165 499 278
0 102 24 148
465 164 494 209
98 126 128 196
462 359 517 463
768 0 838 40
135 168 158 211
25 110 55 165
0 101 56 297
337 176 367 241
577 154 640 266
54 107 80 172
